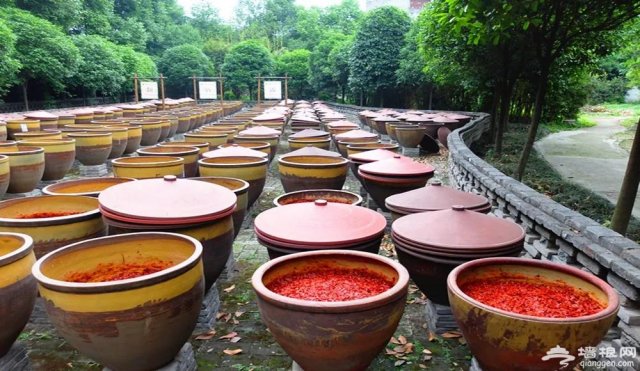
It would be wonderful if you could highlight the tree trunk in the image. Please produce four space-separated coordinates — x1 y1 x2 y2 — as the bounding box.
428 85 433 110
22 81 29 111
359 89 363 106
611 117 640 235
495 82 515 156
489 87 499 140
341 86 345 103
515 65 550 181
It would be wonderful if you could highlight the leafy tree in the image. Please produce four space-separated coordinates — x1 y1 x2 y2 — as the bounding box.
70 35 126 97
288 7 322 50
202 38 231 72
115 45 158 94
0 19 20 97
80 0 114 36
319 0 362 35
158 44 214 97
349 6 410 106
261 0 299 51
109 16 149 52
15 0 82 31
275 49 311 98
222 40 274 99
328 38 352 103
0 7 80 106
308 32 349 100
621 18 640 87
396 22 432 108
189 1 225 40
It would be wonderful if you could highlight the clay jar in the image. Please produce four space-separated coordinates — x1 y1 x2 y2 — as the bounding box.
252 250 409 371
111 156 185 179
198 155 268 208
0 233 37 357
273 189 363 207
184 132 227 149
0 122 7 141
218 141 271 159
18 139 76 181
159 140 209 157
448 257 619 371
0 155 9 198
24 111 58 130
254 199 386 258
106 125 143 154
137 146 199 177
395 125 427 148
129 120 162 146
278 152 348 193
42 177 136 197
13 130 62 141
192 177 250 238
288 137 332 151
346 142 400 157
6 119 41 140
98 177 236 290
67 132 113 166
348 149 405 181
32 232 204 371
0 195 106 258
0 145 45 193
86 127 129 159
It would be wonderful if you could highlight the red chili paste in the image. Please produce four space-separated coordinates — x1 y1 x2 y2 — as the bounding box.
16 211 83 219
64 259 174 283
460 276 605 318
267 267 394 301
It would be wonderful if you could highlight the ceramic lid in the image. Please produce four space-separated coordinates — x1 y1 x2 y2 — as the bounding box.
239 126 281 136
71 108 95 115
281 146 342 158
335 129 378 141
98 175 236 225
392 206 525 250
432 116 459 123
405 115 430 123
290 116 320 124
348 149 403 163
385 181 490 213
372 115 400 122
253 113 284 122
358 155 434 176
24 111 58 120
444 113 471 120
325 121 357 128
254 199 386 246
289 129 329 139
359 110 379 118
203 144 268 159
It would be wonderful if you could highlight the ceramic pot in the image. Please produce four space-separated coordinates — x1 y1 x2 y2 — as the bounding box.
17 139 76 181
273 189 363 207
0 155 10 198
13 130 62 141
252 250 409 371
130 120 163 146
234 135 279 162
198 157 268 208
278 156 348 193
218 141 271 159
159 141 209 157
0 233 36 357
137 146 199 177
0 146 45 193
0 140 18 150
185 132 227 149
67 132 112 166
32 232 205 371
86 127 128 159
448 257 619 371
111 156 185 179
0 195 106 258
6 120 41 140
288 137 331 151
0 122 7 141
346 142 400 157
192 177 250 238
42 177 135 197
396 126 427 148
106 125 143 155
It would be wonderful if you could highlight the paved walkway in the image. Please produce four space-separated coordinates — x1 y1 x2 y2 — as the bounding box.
535 117 640 217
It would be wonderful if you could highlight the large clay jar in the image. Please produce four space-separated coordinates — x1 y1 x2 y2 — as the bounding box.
99 177 236 290
273 189 363 207
68 132 113 166
346 142 400 157
13 130 62 141
87 127 128 159
0 195 106 258
192 177 250 238
159 140 209 157
0 155 9 198
288 137 331 151
252 249 409 371
111 156 185 179
0 146 45 193
6 119 42 140
32 232 205 371
107 125 143 154
137 146 199 178
448 257 619 371
24 112 58 130
18 139 76 181
0 232 37 357
0 122 7 141
185 132 227 149
198 157 268 208
278 155 348 193
396 126 427 148
130 120 163 146
219 141 271 159
42 177 135 197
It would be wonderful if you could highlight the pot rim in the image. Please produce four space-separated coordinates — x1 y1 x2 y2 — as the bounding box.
273 189 363 207
198 156 268 167
278 155 348 167
111 156 184 167
252 249 409 313
67 132 112 138
0 232 34 267
288 138 331 143
0 145 45 155
447 257 620 323
0 195 101 226
137 146 199 156
42 177 137 197
159 141 209 148
17 139 76 146
184 132 228 138
32 232 203 293
191 176 250 194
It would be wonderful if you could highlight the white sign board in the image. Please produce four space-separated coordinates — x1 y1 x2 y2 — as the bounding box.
264 81 282 100
140 81 159 100
199 81 218 100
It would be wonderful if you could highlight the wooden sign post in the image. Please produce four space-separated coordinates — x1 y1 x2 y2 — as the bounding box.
190 76 226 108
256 75 291 103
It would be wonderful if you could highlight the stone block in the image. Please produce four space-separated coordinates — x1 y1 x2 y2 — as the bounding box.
557 239 578 258
577 252 605 277
618 306 640 326
611 260 640 289
0 342 30 371
608 273 640 302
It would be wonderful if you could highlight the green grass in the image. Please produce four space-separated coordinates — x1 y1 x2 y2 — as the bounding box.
582 103 640 116
476 123 640 242
542 114 597 133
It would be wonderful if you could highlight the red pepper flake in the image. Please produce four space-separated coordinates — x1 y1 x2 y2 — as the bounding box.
266 266 394 301
460 275 605 318
16 211 84 219
64 259 174 283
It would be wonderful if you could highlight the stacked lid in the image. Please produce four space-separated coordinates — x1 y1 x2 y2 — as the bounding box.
203 144 268 159
238 126 281 137
385 180 491 216
335 129 378 143
289 129 330 139
349 149 403 165
280 146 342 158
358 155 434 180
254 199 386 255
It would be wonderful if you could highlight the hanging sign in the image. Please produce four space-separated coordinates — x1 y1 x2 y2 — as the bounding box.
140 81 159 100
264 81 282 100
199 81 218 100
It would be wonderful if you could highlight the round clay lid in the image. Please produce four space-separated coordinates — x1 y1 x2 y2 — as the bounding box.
253 113 284 122
239 126 281 136
372 115 400 122
348 149 403 163
290 116 320 124
24 111 58 120
254 199 386 246
359 110 379 117
334 129 378 141
72 108 95 115
325 120 358 128
289 129 329 139
203 144 268 159
404 115 430 123
98 175 236 225
281 146 342 158
444 113 471 120
392 206 525 250
385 181 490 213
432 116 459 123
358 155 434 177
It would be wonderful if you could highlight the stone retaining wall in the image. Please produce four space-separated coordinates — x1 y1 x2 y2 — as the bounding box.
328 102 640 370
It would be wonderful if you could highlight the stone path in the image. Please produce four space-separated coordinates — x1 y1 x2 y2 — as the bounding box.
534 117 640 217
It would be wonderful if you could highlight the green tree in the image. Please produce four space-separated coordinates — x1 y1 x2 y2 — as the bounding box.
1 7 80 107
189 1 225 40
621 18 640 87
202 39 231 72
396 22 432 109
349 7 410 106
15 0 82 31
222 40 274 99
328 38 352 103
319 0 362 35
81 0 114 36
308 31 349 100
115 45 157 96
0 19 20 97
158 44 214 97
70 34 126 97
109 16 149 52
275 49 311 98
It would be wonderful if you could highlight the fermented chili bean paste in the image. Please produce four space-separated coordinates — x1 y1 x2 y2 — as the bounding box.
460 274 606 318
16 211 84 219
64 259 174 283
267 266 394 301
